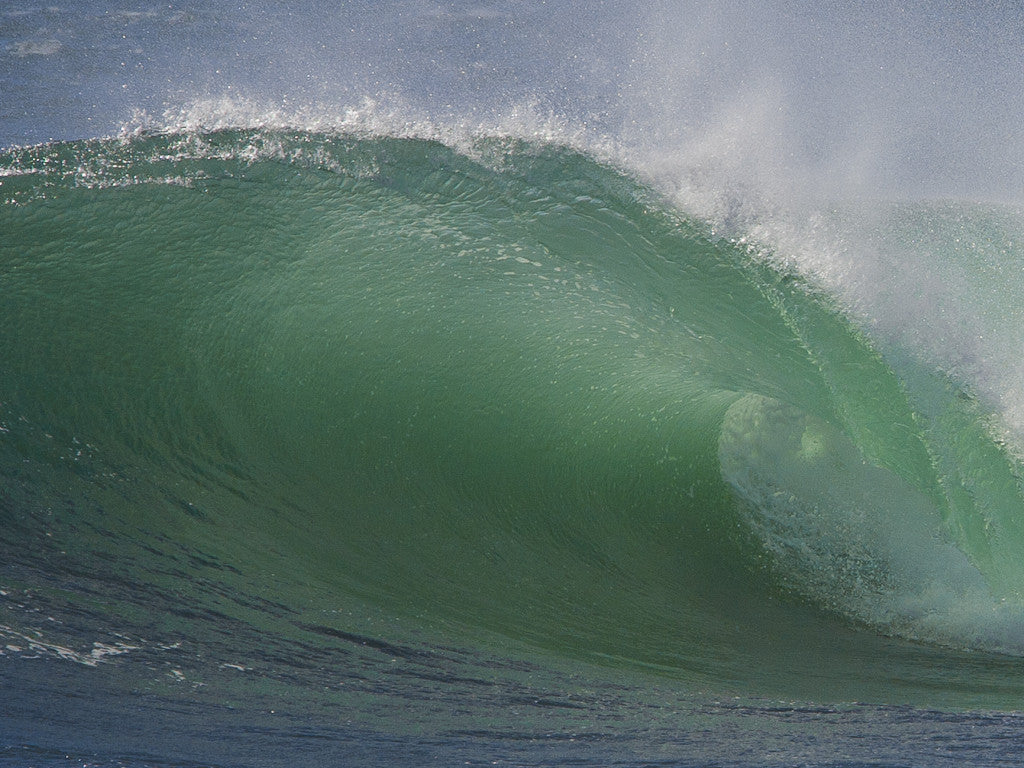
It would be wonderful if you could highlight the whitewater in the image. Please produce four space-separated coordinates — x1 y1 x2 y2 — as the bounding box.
3 2 1024 766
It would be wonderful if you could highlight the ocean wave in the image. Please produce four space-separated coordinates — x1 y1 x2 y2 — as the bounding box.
3 129 1024 710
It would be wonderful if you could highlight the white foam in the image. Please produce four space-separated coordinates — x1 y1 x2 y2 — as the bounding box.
0 604 141 668
120 95 595 157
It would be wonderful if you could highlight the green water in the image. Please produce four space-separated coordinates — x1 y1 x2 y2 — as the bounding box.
3 131 1024 712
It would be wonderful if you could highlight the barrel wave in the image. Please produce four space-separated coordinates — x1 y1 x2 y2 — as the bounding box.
4 129 1024 740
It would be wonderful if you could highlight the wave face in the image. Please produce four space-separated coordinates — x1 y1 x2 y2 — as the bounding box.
5 130 1024 763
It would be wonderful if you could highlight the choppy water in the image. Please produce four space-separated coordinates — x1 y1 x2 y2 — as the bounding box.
4 3 1024 767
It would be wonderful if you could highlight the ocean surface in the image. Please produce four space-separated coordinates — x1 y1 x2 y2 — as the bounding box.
4 3 1024 766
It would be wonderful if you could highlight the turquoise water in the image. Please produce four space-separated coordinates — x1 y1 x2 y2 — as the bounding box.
4 131 1024 766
